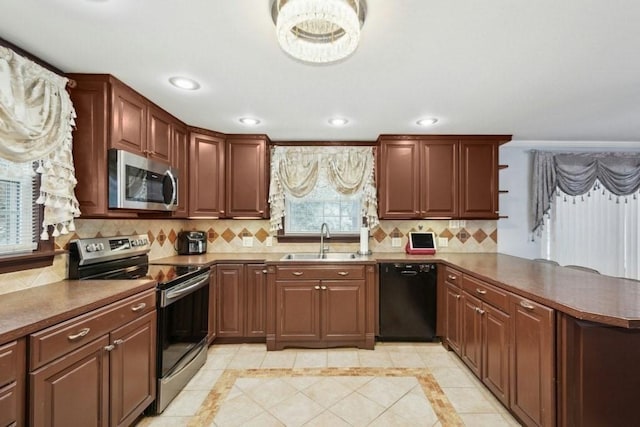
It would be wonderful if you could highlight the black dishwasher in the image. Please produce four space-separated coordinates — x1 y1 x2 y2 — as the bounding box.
379 263 437 341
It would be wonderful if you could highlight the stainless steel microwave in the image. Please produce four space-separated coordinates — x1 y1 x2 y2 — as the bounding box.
108 149 178 211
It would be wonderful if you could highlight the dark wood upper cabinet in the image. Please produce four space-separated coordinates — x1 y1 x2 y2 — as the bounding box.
146 103 173 164
171 123 189 218
378 135 509 219
111 80 147 155
459 140 499 219
68 74 185 217
188 129 226 218
225 135 269 218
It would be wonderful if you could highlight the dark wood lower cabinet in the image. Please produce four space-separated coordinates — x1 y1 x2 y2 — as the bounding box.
216 263 267 341
30 335 110 427
110 311 156 427
0 339 26 427
267 264 375 350
28 291 156 427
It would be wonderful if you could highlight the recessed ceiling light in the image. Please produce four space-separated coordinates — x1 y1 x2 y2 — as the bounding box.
416 118 438 126
168 76 200 90
328 118 349 126
239 117 261 126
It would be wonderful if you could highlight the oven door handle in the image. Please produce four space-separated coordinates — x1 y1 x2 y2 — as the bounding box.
161 273 209 307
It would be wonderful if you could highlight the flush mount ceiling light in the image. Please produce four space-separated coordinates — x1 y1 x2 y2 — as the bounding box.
168 76 200 90
239 117 261 126
328 117 349 126
271 0 367 64
416 118 439 127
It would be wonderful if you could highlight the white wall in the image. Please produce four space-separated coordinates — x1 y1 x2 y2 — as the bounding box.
497 141 640 259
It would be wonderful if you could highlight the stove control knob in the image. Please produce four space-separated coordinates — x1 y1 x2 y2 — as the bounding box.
130 240 136 247
86 244 94 252
98 243 104 251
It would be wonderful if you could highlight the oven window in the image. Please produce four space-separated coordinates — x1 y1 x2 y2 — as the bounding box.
158 284 208 377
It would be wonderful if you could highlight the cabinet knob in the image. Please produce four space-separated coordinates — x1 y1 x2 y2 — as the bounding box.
68 327 91 341
447 275 457 281
321 285 327 290
337 271 349 276
475 307 485 315
314 285 321 290
520 300 535 310
292 271 303 276
113 339 125 346
476 288 487 295
455 294 461 300
262 269 268 274
104 344 116 352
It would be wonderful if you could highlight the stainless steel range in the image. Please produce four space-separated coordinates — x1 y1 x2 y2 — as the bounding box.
68 234 210 413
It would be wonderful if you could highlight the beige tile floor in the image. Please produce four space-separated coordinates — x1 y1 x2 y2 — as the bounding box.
137 343 522 427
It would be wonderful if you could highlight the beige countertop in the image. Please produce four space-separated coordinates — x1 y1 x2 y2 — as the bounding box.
0 279 156 343
156 251 640 328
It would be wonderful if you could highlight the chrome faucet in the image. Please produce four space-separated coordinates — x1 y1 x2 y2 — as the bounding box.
319 222 331 258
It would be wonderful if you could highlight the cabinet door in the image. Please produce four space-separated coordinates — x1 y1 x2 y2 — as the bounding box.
511 296 554 427
482 304 510 406
171 123 189 218
217 264 244 338
378 139 421 218
0 339 25 427
69 79 110 217
444 282 463 355
246 264 267 338
276 281 322 342
207 267 217 344
459 140 499 218
226 137 268 218
146 104 172 164
322 280 366 341
461 292 482 378
189 132 225 217
111 82 147 154
421 141 458 217
30 336 110 427
110 311 156 427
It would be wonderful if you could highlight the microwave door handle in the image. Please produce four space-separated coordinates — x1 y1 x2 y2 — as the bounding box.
164 169 177 208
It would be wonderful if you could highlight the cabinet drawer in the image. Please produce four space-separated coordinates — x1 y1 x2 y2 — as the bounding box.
462 275 509 312
0 340 18 388
276 265 365 280
0 382 17 427
444 267 462 287
29 290 155 370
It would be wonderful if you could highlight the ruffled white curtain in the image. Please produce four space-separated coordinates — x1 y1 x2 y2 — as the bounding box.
269 146 378 231
0 46 80 239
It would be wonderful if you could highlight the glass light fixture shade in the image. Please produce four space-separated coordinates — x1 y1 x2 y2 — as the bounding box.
275 0 364 64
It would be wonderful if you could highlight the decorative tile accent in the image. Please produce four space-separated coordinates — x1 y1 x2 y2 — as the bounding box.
372 227 387 243
254 228 269 243
157 229 167 246
239 228 252 237
207 228 218 243
473 229 487 243
221 228 236 243
439 228 454 240
168 229 177 245
390 227 403 238
490 229 498 242
146 230 155 245
456 228 469 244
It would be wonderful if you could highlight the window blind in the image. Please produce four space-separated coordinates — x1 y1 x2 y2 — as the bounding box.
0 158 37 255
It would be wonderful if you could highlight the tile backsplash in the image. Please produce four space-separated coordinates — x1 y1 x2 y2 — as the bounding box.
0 218 496 295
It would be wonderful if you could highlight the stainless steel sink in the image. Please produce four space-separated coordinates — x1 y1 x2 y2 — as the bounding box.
280 252 359 261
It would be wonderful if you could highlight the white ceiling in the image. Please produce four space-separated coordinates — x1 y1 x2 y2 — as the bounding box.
2 0 640 142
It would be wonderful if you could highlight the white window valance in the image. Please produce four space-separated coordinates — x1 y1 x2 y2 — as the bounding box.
0 46 80 239
269 146 379 231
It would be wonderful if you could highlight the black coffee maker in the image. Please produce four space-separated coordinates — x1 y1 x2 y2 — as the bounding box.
176 231 207 255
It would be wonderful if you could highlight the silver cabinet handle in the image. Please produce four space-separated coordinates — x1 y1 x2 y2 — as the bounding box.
314 285 321 290
292 271 303 276
337 271 349 276
455 294 461 300
475 307 485 315
131 302 146 312
68 327 90 341
262 270 268 274
321 285 327 290
447 275 457 281
520 300 535 310
113 339 125 346
476 288 487 295
104 344 115 352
